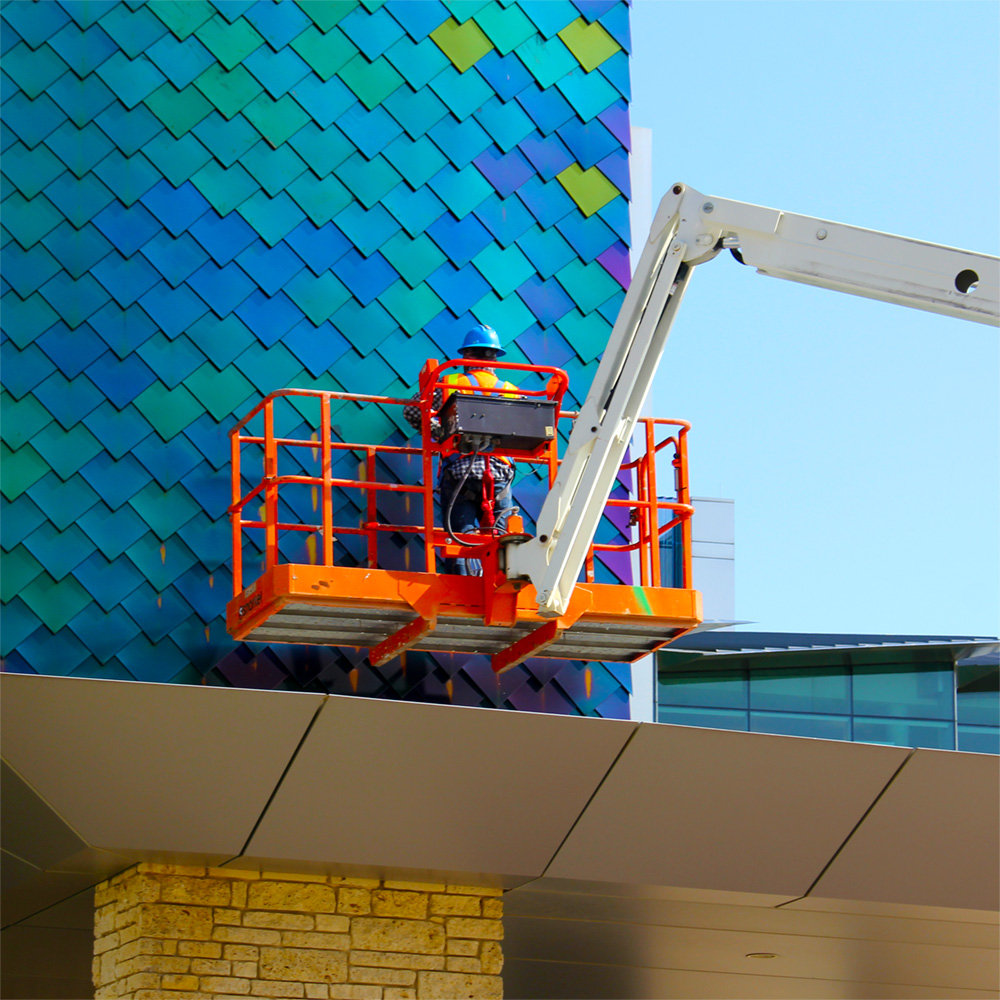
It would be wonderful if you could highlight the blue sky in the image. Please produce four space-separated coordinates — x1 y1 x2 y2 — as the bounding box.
629 1 999 636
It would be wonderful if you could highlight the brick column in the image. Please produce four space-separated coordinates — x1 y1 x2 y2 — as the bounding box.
93 864 502 999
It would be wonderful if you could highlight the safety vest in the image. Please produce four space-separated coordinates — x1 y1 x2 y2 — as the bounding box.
441 370 517 404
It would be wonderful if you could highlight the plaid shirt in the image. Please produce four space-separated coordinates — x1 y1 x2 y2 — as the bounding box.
404 384 515 484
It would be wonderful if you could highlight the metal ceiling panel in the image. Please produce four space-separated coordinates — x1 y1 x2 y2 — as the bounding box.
0 762 87 873
239 693 636 884
807 748 1000 911
0 674 323 858
504 882 999 999
544 724 911 897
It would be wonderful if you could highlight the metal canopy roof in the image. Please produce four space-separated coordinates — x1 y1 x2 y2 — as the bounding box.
2 673 997 999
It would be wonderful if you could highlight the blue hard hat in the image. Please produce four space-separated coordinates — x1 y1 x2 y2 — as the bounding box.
459 324 506 357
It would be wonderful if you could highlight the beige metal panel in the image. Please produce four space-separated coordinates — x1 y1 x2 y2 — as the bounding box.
1 763 88 873
545 724 910 897
0 674 324 858
0 869 97 929
503 958 999 1000
242 694 636 883
809 748 1000 911
505 881 1000 949
504 913 999 993
0 926 93 1000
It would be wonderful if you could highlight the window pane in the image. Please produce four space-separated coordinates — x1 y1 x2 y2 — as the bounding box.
750 711 852 741
657 706 748 732
957 689 1000 727
750 668 850 715
852 664 954 721
658 669 747 709
958 725 1000 755
854 716 954 750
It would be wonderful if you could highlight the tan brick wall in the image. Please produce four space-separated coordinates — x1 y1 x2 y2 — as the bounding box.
94 865 502 999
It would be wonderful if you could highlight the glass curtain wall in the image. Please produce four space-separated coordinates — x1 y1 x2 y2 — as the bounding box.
657 659 999 754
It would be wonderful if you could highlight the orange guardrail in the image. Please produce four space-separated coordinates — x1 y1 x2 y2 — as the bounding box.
228 363 693 601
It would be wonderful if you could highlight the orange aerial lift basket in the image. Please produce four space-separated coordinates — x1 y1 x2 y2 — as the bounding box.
226 359 702 673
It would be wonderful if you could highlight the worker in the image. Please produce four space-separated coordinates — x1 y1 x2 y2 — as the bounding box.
404 325 518 576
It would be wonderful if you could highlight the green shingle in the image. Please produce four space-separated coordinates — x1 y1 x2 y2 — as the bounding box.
283 269 351 326
0 443 50 501
190 160 260 216
242 93 311 149
470 289 536 337
235 190 307 246
290 25 358 81
334 152 401 209
556 162 619 217
557 16 620 73
380 231 445 289
338 53 405 110
29 422 103 479
148 0 216 41
378 279 444 335
0 546 44 603
183 362 254 422
0 393 54 450
195 63 264 119
195 13 265 70
240 142 310 198
144 82 213 137
286 172 353 227
430 17 493 73
133 381 204 440
128 482 201 540
21 571 91 632
294 0 359 33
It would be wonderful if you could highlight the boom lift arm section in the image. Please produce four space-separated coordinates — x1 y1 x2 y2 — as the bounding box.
504 182 1000 618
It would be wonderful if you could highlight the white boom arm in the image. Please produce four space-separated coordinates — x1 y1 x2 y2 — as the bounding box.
504 182 1000 617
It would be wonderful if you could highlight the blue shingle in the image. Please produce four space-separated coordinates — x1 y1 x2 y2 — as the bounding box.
92 200 163 257
235 239 305 296
187 259 256 317
36 320 108 377
72 550 145 613
87 300 158 358
48 20 118 76
135 331 206 387
189 208 258 265
94 100 165 156
90 250 161 308
81 401 155 460
78 452 153 513
84 350 158 408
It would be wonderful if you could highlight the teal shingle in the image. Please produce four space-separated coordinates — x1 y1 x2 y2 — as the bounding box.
95 52 167 109
0 290 60 348
2 192 64 249
240 141 310 198
43 121 114 180
2 42 69 100
1 141 67 200
286 172 353 228
289 24 358 81
241 93 311 149
235 189 308 246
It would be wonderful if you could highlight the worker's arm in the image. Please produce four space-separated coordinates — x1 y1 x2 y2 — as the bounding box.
503 182 999 617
